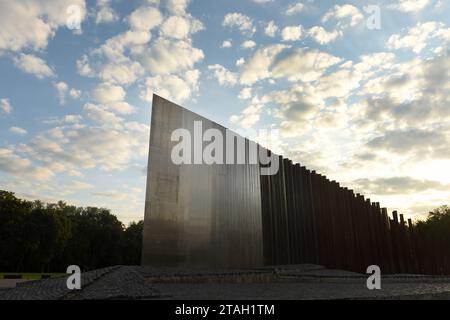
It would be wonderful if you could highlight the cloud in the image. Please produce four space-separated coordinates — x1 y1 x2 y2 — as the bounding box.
89 83 135 115
264 21 278 37
140 38 204 75
13 54 55 79
70 180 95 190
230 104 264 129
161 16 192 39
1 98 12 114
221 40 232 48
387 21 449 53
388 0 431 12
208 64 238 86
54 82 69 105
359 54 450 127
0 148 54 181
223 13 256 36
238 88 252 100
308 26 342 44
70 88 82 99
281 26 304 41
242 40 256 49
167 0 190 15
91 83 126 104
128 6 163 31
9 127 28 135
286 3 306 16
21 119 150 174
140 70 200 103
322 4 364 28
366 129 447 154
0 0 87 53
352 176 449 195
95 0 119 24
84 103 124 129
271 48 342 82
239 44 287 85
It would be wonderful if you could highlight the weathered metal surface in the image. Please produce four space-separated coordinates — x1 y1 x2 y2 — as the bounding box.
142 95 264 268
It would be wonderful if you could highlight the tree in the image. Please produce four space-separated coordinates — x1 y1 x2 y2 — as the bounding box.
0 190 144 272
122 221 144 265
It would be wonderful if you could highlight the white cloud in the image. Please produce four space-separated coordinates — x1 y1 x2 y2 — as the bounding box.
96 0 119 24
264 21 278 37
223 13 256 36
13 54 55 79
84 103 124 129
25 121 150 173
322 4 364 28
54 82 69 105
64 115 83 123
271 48 342 82
76 55 94 77
1 98 12 114
161 16 192 39
167 0 190 15
70 88 82 99
208 64 238 86
141 38 204 75
238 88 252 100
128 6 163 31
140 70 200 103
286 3 306 16
106 101 136 115
236 58 246 66
387 21 447 53
99 59 145 85
221 40 233 48
308 26 342 44
239 44 288 85
160 14 203 40
9 127 28 135
70 180 95 190
91 83 126 104
0 0 87 53
242 40 257 49
388 0 431 12
281 26 304 41
230 104 264 129
0 148 54 180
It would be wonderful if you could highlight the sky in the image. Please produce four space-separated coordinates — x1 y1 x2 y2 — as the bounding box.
0 0 449 225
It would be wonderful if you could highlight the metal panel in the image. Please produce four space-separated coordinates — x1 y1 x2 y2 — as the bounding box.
142 95 263 268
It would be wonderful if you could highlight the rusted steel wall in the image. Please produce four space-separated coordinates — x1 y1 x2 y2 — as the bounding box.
260 155 450 274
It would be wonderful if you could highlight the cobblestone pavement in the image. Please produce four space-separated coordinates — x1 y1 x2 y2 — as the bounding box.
1 265 450 300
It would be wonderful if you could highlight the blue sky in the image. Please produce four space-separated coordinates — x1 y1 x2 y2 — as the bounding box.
0 0 449 224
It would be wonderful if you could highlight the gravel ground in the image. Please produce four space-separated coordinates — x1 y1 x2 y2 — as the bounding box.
1 264 450 300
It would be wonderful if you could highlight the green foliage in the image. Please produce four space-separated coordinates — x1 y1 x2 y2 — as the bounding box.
420 205 450 246
0 191 143 273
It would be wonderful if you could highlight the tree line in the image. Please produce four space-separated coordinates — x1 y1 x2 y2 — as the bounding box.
0 190 143 273
1 190 449 273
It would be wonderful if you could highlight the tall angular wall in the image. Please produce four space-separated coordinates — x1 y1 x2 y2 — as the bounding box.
142 95 264 268
142 95 450 274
